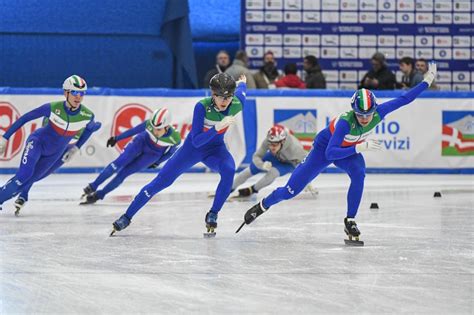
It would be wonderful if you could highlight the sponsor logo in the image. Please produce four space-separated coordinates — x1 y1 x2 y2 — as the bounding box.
22 140 34 165
0 102 25 161
274 109 317 151
286 185 295 195
442 111 474 156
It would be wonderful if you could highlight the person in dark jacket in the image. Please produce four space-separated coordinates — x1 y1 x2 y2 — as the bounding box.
359 52 396 90
202 50 231 88
274 63 306 89
398 57 424 89
254 51 280 89
303 55 326 89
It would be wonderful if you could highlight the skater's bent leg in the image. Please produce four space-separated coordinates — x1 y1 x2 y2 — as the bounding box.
124 145 199 219
0 137 42 203
203 148 235 213
90 140 141 190
232 167 254 190
334 153 366 218
97 153 158 199
253 168 280 191
17 150 65 201
262 148 330 209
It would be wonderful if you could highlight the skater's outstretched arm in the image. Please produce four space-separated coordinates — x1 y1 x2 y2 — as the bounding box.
377 62 436 119
2 104 50 139
325 120 357 160
234 82 247 107
190 103 218 148
376 81 428 119
75 121 102 148
115 121 146 141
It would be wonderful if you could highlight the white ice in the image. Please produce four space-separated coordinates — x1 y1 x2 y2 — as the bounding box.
0 172 473 314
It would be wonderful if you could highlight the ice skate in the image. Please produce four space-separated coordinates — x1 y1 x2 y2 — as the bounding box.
203 211 218 238
80 192 99 205
110 214 131 236
235 200 267 233
229 186 256 201
14 197 26 217
344 217 364 246
81 184 95 199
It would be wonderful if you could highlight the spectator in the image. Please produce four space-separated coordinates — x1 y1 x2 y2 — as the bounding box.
359 52 396 90
416 58 438 90
254 51 280 89
202 50 231 88
225 50 257 88
274 63 306 89
303 55 326 89
398 57 423 89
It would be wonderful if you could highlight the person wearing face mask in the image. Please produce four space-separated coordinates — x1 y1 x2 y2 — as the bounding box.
110 73 247 237
0 75 97 212
80 107 181 205
254 51 280 89
238 63 437 246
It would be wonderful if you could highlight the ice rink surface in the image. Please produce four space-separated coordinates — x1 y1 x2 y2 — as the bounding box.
0 172 472 314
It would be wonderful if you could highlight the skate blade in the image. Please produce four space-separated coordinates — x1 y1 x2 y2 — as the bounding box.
79 200 95 205
109 229 117 237
14 209 20 217
235 222 245 234
203 226 216 238
344 239 364 246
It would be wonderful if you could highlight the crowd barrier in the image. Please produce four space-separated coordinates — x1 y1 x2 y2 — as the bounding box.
0 88 473 174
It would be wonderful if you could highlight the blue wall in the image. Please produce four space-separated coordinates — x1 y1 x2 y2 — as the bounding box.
189 0 241 87
0 0 196 88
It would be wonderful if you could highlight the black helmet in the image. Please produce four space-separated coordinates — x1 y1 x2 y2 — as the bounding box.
209 73 236 97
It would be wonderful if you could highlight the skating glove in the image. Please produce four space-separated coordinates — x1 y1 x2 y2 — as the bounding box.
148 162 159 169
423 62 437 86
215 115 236 132
107 136 117 147
261 161 272 171
0 136 7 154
62 145 79 163
304 183 318 196
355 139 382 153
236 74 247 85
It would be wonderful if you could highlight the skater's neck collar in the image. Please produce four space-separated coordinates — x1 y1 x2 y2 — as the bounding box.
64 101 81 114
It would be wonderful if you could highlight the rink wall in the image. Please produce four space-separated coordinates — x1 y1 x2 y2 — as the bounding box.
0 88 473 174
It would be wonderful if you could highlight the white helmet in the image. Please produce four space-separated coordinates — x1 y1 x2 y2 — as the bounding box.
150 108 171 129
63 75 87 91
267 125 288 143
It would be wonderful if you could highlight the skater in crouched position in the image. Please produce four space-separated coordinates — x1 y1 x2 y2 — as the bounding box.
0 75 97 212
110 73 247 236
13 121 101 215
231 125 314 198
80 107 181 204
238 62 438 245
